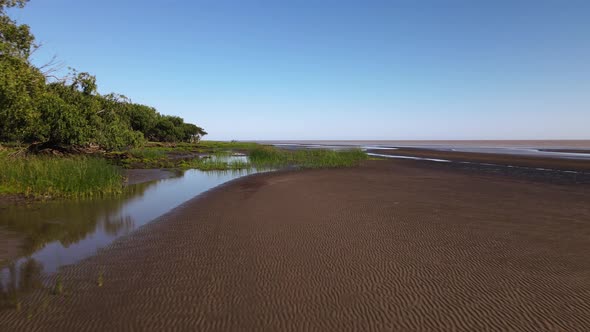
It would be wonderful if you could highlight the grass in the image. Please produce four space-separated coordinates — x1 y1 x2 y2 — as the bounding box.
249 146 368 168
179 146 367 170
0 142 368 198
141 140 259 153
173 145 367 170
117 141 259 169
0 154 123 198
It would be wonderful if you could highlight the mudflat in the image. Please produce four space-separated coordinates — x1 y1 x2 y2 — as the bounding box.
2 160 590 331
370 148 590 171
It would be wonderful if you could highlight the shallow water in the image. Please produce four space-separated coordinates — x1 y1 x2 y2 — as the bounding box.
266 140 590 160
367 153 584 175
367 153 451 163
0 159 264 292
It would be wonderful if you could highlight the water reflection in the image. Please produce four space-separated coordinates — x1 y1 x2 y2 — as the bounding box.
0 259 43 309
1 180 156 258
0 165 265 297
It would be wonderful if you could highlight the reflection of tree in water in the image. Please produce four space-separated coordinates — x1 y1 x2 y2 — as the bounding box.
0 180 155 258
0 259 43 309
103 215 134 236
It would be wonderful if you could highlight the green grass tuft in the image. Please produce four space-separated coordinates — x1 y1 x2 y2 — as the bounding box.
249 146 367 168
0 155 123 198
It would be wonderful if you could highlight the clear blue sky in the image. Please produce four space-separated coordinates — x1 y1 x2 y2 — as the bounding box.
9 0 590 140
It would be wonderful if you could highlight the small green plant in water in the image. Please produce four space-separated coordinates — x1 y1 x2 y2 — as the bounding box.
53 274 63 295
97 268 104 287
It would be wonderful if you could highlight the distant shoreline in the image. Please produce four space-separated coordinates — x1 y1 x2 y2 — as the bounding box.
254 139 590 148
257 140 590 161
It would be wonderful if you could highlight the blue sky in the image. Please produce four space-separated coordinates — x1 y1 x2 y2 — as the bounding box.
10 0 590 140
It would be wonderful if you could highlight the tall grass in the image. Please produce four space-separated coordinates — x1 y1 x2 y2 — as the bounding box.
249 146 367 168
0 155 123 198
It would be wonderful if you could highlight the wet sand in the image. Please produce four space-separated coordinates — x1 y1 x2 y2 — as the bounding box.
369 148 590 171
2 160 590 331
539 149 590 154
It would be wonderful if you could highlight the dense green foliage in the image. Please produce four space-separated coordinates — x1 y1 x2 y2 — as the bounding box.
0 1 205 150
0 153 123 197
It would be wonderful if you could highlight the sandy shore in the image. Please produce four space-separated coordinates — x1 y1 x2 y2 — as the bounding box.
2 160 590 331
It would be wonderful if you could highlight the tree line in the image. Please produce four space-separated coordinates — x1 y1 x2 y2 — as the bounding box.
0 0 206 151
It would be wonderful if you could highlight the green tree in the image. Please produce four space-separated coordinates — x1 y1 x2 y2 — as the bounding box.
0 56 44 141
0 0 35 59
33 92 90 146
1 1 205 150
0 0 42 141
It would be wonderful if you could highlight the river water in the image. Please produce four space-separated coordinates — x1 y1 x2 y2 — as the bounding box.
0 158 264 295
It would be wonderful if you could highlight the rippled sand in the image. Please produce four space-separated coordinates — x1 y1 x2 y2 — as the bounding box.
2 160 590 331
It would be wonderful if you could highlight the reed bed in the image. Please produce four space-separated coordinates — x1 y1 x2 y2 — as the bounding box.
249 146 367 168
0 154 123 198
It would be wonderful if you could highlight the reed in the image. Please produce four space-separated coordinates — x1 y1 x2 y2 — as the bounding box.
249 146 367 168
0 155 123 198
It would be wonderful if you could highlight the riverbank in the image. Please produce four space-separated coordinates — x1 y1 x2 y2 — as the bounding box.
0 142 366 199
2 159 589 330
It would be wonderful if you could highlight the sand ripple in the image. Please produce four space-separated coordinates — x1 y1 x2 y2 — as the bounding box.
1 161 590 331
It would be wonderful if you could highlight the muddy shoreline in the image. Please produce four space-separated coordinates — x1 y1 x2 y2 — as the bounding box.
368 148 590 170
2 159 589 330
368 148 590 185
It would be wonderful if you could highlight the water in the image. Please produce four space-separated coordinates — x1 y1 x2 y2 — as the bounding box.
263 140 590 160
0 159 265 292
367 153 451 163
366 153 584 175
